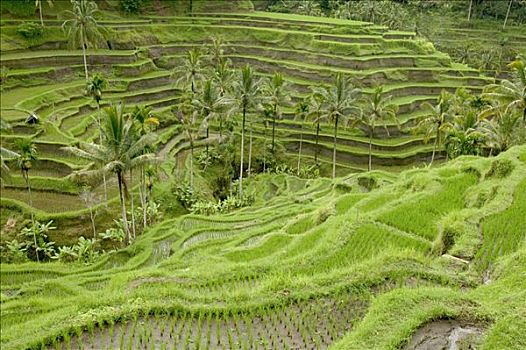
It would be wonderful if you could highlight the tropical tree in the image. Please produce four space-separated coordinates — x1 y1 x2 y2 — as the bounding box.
308 90 325 165
262 72 291 154
232 65 261 197
479 110 523 155
415 91 453 166
294 99 309 175
318 73 361 178
171 48 205 96
130 105 159 231
0 119 19 185
35 0 53 27
207 35 228 69
62 0 106 81
64 104 157 244
211 60 235 137
86 73 108 200
192 79 231 156
175 108 200 187
15 138 38 260
358 86 399 171
482 56 526 122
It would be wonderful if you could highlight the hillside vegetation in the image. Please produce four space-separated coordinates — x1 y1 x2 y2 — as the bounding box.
0 1 525 349
1 145 525 349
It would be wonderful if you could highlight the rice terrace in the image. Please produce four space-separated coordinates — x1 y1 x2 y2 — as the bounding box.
0 0 525 349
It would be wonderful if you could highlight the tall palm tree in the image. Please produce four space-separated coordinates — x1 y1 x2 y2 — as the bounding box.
318 73 361 178
62 0 106 81
64 104 157 244
16 138 38 261
176 109 200 187
0 119 19 185
35 0 53 27
207 35 228 69
262 72 291 154
358 87 399 171
192 79 231 156
308 90 325 165
415 91 453 166
479 110 522 155
131 105 159 230
172 48 205 96
294 99 309 175
86 73 108 201
482 56 526 122
212 60 234 137
232 65 261 197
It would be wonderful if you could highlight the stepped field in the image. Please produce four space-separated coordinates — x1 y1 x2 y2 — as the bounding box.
1 1 526 349
0 6 499 237
1 145 525 349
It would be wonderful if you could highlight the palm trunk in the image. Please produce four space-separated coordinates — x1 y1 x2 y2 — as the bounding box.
263 122 267 173
140 166 147 228
90 207 96 239
297 120 303 175
190 138 194 187
39 2 44 27
117 171 130 244
81 30 89 81
503 0 513 29
271 104 277 154
430 136 438 166
248 122 253 177
332 116 338 179
368 130 373 171
239 105 246 198
206 126 209 158
467 0 473 21
129 169 136 240
97 103 108 203
25 170 39 262
219 114 223 138
315 117 321 165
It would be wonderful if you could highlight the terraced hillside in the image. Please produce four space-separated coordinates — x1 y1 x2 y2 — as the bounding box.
1 145 525 349
0 10 493 173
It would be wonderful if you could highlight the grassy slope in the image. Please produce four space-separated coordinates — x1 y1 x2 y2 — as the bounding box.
0 145 524 349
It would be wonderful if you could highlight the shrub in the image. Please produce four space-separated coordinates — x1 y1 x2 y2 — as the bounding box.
120 0 146 14
17 22 43 39
173 182 198 209
486 159 514 178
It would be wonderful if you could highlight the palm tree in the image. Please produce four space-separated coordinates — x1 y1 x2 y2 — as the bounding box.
192 79 231 156
212 60 234 137
207 35 228 69
262 72 291 154
479 110 522 155
130 105 159 230
482 56 525 122
358 87 399 171
0 119 19 185
86 73 108 201
294 99 309 175
171 48 205 96
176 109 199 187
62 0 106 81
35 0 54 27
64 104 157 244
232 65 261 197
318 73 361 178
308 90 325 165
16 138 38 261
503 0 513 29
415 91 453 166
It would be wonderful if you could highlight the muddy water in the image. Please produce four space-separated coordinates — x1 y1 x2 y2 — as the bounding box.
404 319 483 350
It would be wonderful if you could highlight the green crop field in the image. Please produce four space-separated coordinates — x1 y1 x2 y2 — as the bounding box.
0 0 525 349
